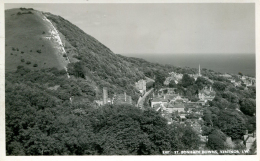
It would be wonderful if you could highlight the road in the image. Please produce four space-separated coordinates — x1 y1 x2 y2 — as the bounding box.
137 88 154 109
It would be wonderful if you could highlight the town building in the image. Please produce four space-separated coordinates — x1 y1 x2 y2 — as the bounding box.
135 79 146 95
94 88 132 106
220 73 232 78
166 103 186 113
113 92 133 105
151 97 168 108
243 130 256 151
198 86 216 103
164 72 183 85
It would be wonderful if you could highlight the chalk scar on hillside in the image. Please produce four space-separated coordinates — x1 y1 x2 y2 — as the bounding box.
41 13 71 78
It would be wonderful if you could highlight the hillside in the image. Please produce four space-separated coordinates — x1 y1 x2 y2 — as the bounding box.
6 8 148 100
43 12 147 97
5 8 71 72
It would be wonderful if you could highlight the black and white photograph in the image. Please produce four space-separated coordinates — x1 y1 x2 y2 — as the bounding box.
1 1 259 160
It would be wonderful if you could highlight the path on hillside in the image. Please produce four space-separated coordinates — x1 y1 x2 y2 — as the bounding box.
42 13 70 78
137 88 154 109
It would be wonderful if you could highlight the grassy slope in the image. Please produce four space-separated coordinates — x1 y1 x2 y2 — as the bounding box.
5 8 67 72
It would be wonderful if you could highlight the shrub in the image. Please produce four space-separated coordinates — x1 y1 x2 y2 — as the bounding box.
42 31 45 34
12 47 15 51
73 55 81 60
21 59 25 62
21 51 24 54
17 12 22 15
36 50 41 53
26 61 31 65
16 48 19 51
63 54 67 57
20 7 34 11
30 50 32 52
207 133 226 150
240 98 256 116
10 53 13 55
33 64 38 67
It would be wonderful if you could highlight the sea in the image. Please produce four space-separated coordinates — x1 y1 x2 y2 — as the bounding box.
123 53 256 77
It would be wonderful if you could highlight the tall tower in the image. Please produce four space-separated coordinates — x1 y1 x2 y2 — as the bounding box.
103 87 108 104
199 64 201 76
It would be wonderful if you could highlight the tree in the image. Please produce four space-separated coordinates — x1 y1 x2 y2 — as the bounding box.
181 74 195 88
195 77 212 90
240 98 256 116
216 110 246 140
213 81 227 91
154 70 167 88
208 133 226 150
202 125 213 136
68 62 86 79
168 80 177 88
181 126 200 150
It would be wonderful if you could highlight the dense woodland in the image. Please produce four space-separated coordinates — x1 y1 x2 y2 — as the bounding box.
6 66 202 155
6 63 256 155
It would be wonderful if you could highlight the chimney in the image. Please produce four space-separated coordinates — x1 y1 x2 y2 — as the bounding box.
103 87 108 104
124 92 126 102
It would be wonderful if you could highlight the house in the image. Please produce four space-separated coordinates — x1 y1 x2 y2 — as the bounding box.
220 73 232 78
135 79 146 95
164 72 183 85
179 115 186 122
113 92 133 105
198 86 215 102
153 103 162 111
234 81 242 87
94 88 132 106
166 103 186 113
94 100 104 106
243 131 256 151
94 87 109 106
151 97 168 107
151 93 188 107
225 137 235 149
169 94 189 103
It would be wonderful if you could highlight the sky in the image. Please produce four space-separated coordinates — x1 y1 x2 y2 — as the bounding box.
5 3 255 55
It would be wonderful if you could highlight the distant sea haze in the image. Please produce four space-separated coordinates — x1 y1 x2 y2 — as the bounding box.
123 53 256 77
